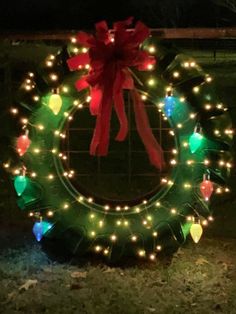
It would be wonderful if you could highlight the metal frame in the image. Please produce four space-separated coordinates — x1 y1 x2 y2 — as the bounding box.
61 96 174 203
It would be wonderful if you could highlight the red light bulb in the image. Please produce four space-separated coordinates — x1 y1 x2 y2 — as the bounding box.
16 131 31 156
200 175 213 201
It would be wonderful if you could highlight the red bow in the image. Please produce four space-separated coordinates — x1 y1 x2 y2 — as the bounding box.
67 17 165 170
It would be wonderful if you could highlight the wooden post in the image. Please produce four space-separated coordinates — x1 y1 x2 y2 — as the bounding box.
0 28 236 40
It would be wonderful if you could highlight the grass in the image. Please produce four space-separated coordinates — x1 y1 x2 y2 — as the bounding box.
0 220 236 314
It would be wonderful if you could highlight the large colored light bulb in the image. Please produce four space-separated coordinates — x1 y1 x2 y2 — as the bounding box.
48 91 62 115
164 95 175 117
14 175 27 196
190 222 203 243
189 131 203 153
32 221 53 242
16 133 31 156
200 178 213 201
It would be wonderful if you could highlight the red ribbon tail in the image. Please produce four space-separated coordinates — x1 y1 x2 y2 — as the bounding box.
90 86 102 115
90 85 113 156
113 90 128 141
131 89 165 170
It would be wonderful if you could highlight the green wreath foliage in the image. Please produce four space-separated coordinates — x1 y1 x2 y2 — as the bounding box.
9 35 233 262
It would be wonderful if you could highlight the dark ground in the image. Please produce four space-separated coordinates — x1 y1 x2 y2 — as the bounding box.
0 220 236 314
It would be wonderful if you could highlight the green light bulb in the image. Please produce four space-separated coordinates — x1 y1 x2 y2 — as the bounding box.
14 175 27 196
189 132 203 153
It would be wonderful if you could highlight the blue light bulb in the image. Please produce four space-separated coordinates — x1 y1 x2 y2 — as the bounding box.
32 221 53 242
164 95 175 117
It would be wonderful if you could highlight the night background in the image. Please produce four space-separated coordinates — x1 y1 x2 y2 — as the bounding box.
0 1 236 313
0 0 236 30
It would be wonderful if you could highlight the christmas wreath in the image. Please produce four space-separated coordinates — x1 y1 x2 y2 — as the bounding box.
5 18 233 262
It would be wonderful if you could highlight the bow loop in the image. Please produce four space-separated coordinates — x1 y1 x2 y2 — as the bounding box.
67 18 165 170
